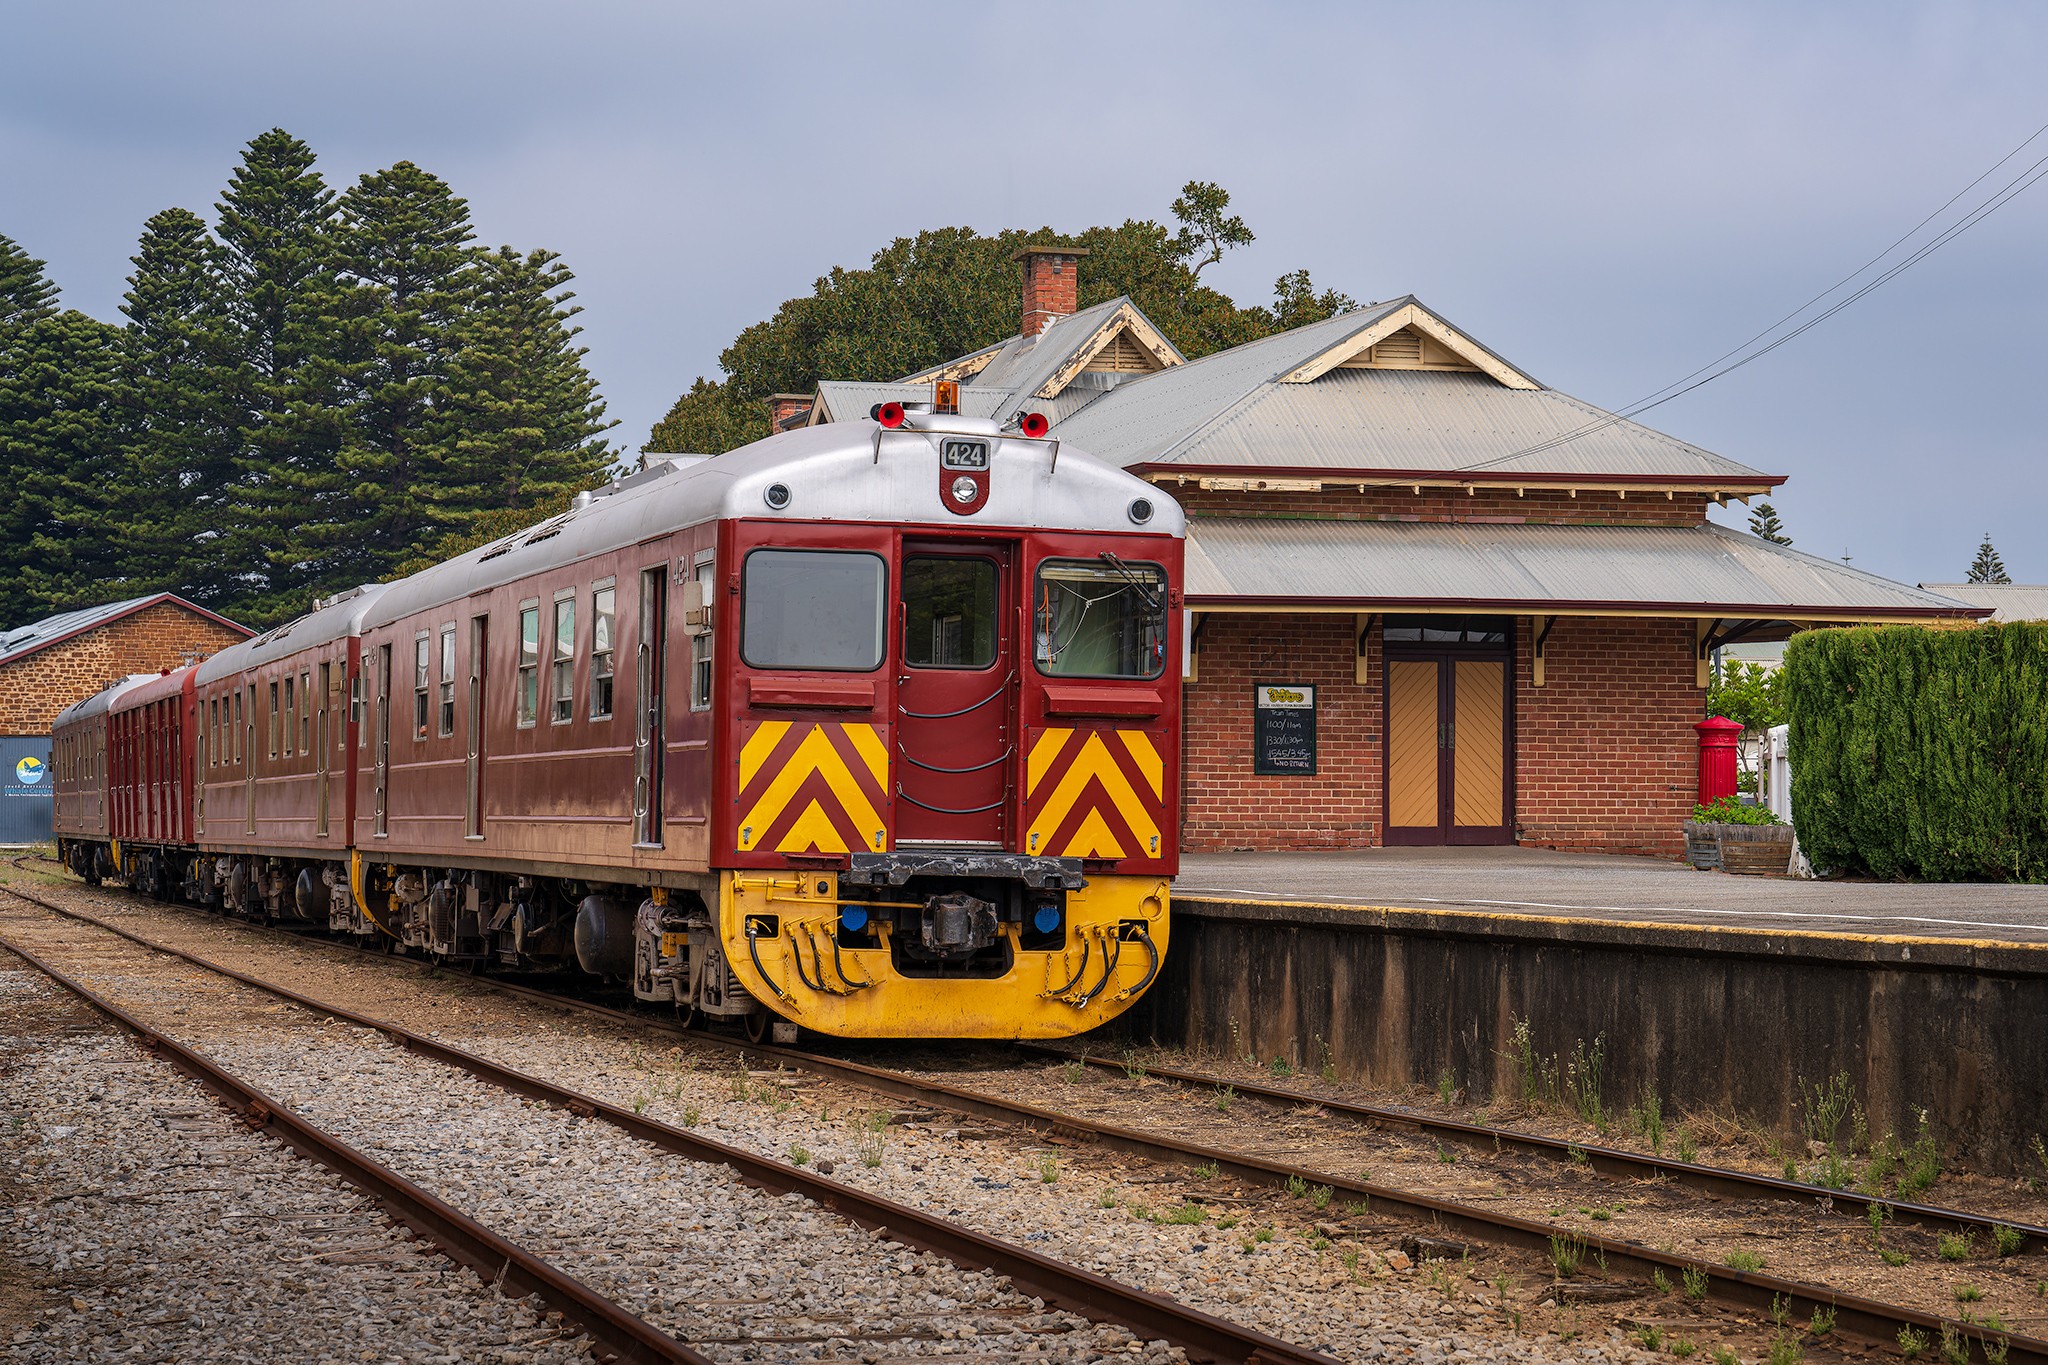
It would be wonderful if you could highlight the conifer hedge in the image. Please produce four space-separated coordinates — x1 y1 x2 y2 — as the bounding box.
1783 622 2048 881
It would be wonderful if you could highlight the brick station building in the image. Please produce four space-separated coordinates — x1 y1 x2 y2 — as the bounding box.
0 594 251 843
782 249 1983 857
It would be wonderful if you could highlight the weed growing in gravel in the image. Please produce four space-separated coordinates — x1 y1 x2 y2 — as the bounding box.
1671 1338 1697 1359
1724 1249 1765 1272
1192 1161 1219 1180
1036 1155 1059 1184
1768 1294 1793 1329
1315 1035 1336 1083
1309 1184 1332 1210
2030 1135 2048 1193
1215 1214 1241 1230
1798 1071 1857 1152
1866 1201 1888 1239
1630 1093 1665 1154
1809 1305 1836 1337
681 1104 702 1127
1984 1333 2013 1365
1502 1016 1559 1110
727 1071 751 1102
1586 1204 1615 1222
1993 1223 2024 1256
1307 1234 1330 1252
856 1129 886 1168
1954 1284 1984 1302
1268 1056 1293 1079
1938 1324 1967 1365
1253 1226 1274 1243
1345 1198 1370 1216
1285 1174 1309 1198
1675 1126 1699 1163
1341 1248 1362 1273
1651 1269 1672 1295
1122 1049 1146 1079
1881 1247 1910 1267
1490 1271 1512 1298
1436 1068 1456 1105
1435 1142 1457 1165
1062 1061 1086 1085
1782 1157 1799 1182
1096 1189 1118 1209
1636 1324 1665 1351
1213 1084 1235 1113
1767 1331 1804 1365
631 1094 649 1115
1895 1326 1930 1358
1566 1144 1588 1167
1423 1259 1455 1297
1938 1231 1973 1262
1566 1034 1607 1130
1901 1109 1943 1195
1159 1200 1205 1225
1547 1232 1584 1278
1814 1148 1854 1191
1227 1015 1251 1066
864 1110 889 1132
1683 1266 1709 1302
787 1143 811 1166
1710 1347 1739 1365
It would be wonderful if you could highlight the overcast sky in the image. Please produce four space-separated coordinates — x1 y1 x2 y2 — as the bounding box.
6 2 2043 585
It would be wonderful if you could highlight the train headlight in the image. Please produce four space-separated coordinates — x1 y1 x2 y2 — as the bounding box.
1128 497 1154 524
950 475 978 504
763 482 792 510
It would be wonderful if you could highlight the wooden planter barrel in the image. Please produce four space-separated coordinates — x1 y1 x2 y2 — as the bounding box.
1686 821 1795 876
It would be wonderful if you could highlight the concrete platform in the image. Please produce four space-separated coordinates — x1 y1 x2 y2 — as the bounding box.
1175 846 2048 945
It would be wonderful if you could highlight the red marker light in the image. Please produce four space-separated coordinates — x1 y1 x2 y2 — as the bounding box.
1018 411 1049 438
875 402 907 429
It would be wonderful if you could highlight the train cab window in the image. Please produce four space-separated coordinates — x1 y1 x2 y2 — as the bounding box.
689 555 714 711
740 549 886 671
590 583 615 720
413 634 432 740
1033 557 1169 679
516 603 540 726
551 594 576 724
284 676 296 755
438 627 457 736
903 557 998 669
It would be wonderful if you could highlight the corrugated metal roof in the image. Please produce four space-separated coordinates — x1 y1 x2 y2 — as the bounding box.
0 594 250 669
1185 519 1982 617
1050 297 1776 483
1916 583 2048 622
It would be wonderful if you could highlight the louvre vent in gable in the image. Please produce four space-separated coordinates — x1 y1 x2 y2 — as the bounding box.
1339 326 1477 372
1083 328 1165 375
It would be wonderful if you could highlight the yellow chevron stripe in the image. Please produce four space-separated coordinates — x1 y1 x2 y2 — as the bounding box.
738 724 889 853
777 798 846 854
1027 727 1071 796
1116 729 1163 800
740 720 792 791
842 722 889 788
1026 731 1160 855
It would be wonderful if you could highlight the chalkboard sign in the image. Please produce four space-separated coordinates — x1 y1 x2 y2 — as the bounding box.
1253 682 1316 775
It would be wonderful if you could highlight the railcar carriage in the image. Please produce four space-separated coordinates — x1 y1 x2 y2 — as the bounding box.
189 584 387 920
51 675 153 884
352 408 1185 1039
106 665 200 899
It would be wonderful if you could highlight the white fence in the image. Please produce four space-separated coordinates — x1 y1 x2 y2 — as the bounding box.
1757 723 1811 876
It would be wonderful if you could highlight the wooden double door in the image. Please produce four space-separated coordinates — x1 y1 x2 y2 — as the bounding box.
1384 651 1513 845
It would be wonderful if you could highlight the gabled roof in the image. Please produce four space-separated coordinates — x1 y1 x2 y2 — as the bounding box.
1916 583 2048 623
0 593 251 669
1052 296 1780 487
1186 520 1987 621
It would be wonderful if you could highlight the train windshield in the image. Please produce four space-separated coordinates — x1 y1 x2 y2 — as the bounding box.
741 549 888 671
1033 557 1168 679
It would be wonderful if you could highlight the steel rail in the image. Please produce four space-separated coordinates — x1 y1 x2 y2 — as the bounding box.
0 885 1334 1365
0 926 711 1365
1014 1043 2048 1255
15 871 2041 1364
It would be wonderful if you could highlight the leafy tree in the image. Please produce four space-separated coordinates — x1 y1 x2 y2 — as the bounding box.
118 208 244 606
1707 656 1786 795
0 234 58 329
1967 533 2011 584
1748 501 1792 545
649 183 1352 455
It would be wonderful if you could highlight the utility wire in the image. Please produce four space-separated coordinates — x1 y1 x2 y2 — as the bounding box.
1465 118 2048 471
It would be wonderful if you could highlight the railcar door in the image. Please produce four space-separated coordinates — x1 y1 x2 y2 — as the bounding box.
633 566 666 847
894 542 1014 848
466 615 487 840
316 661 331 838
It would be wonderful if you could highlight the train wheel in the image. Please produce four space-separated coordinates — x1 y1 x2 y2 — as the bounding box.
743 1009 770 1045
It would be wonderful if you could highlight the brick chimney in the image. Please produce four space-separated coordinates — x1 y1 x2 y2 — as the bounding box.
767 393 813 435
1015 245 1088 338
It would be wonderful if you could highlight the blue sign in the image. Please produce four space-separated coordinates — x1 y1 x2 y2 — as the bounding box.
2 738 55 845
16 756 46 785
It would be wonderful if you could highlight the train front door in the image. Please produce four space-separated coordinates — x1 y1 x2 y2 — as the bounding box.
894 542 1014 848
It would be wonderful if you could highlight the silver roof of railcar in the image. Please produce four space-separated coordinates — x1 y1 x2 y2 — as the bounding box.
53 674 156 728
366 420 1183 628
195 582 392 684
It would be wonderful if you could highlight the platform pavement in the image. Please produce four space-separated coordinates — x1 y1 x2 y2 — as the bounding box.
1173 845 2048 946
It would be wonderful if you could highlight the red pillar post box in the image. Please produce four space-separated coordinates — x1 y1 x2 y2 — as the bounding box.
1694 715 1743 806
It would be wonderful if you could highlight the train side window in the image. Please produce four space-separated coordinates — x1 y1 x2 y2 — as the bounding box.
690 554 715 711
590 581 615 720
300 671 312 753
413 633 431 740
438 627 457 736
354 653 368 740
268 681 280 757
551 593 576 724
284 675 296 756
516 602 540 727
903 557 999 668
235 689 245 762
739 548 886 671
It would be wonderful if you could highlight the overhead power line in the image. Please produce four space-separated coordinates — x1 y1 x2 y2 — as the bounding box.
1466 118 2048 471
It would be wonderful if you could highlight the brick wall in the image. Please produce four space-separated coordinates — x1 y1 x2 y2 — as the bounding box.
1181 612 1703 857
0 602 247 736
1018 248 1082 338
1166 484 1708 526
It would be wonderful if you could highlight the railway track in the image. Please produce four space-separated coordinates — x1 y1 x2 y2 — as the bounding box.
0 878 1333 1365
9 864 2043 1364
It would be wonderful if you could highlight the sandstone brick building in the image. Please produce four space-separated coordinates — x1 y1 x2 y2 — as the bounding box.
0 594 251 737
753 250 1986 857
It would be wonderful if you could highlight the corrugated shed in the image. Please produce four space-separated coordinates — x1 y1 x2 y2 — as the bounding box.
0 593 250 668
1185 519 1983 616
1916 583 2048 622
